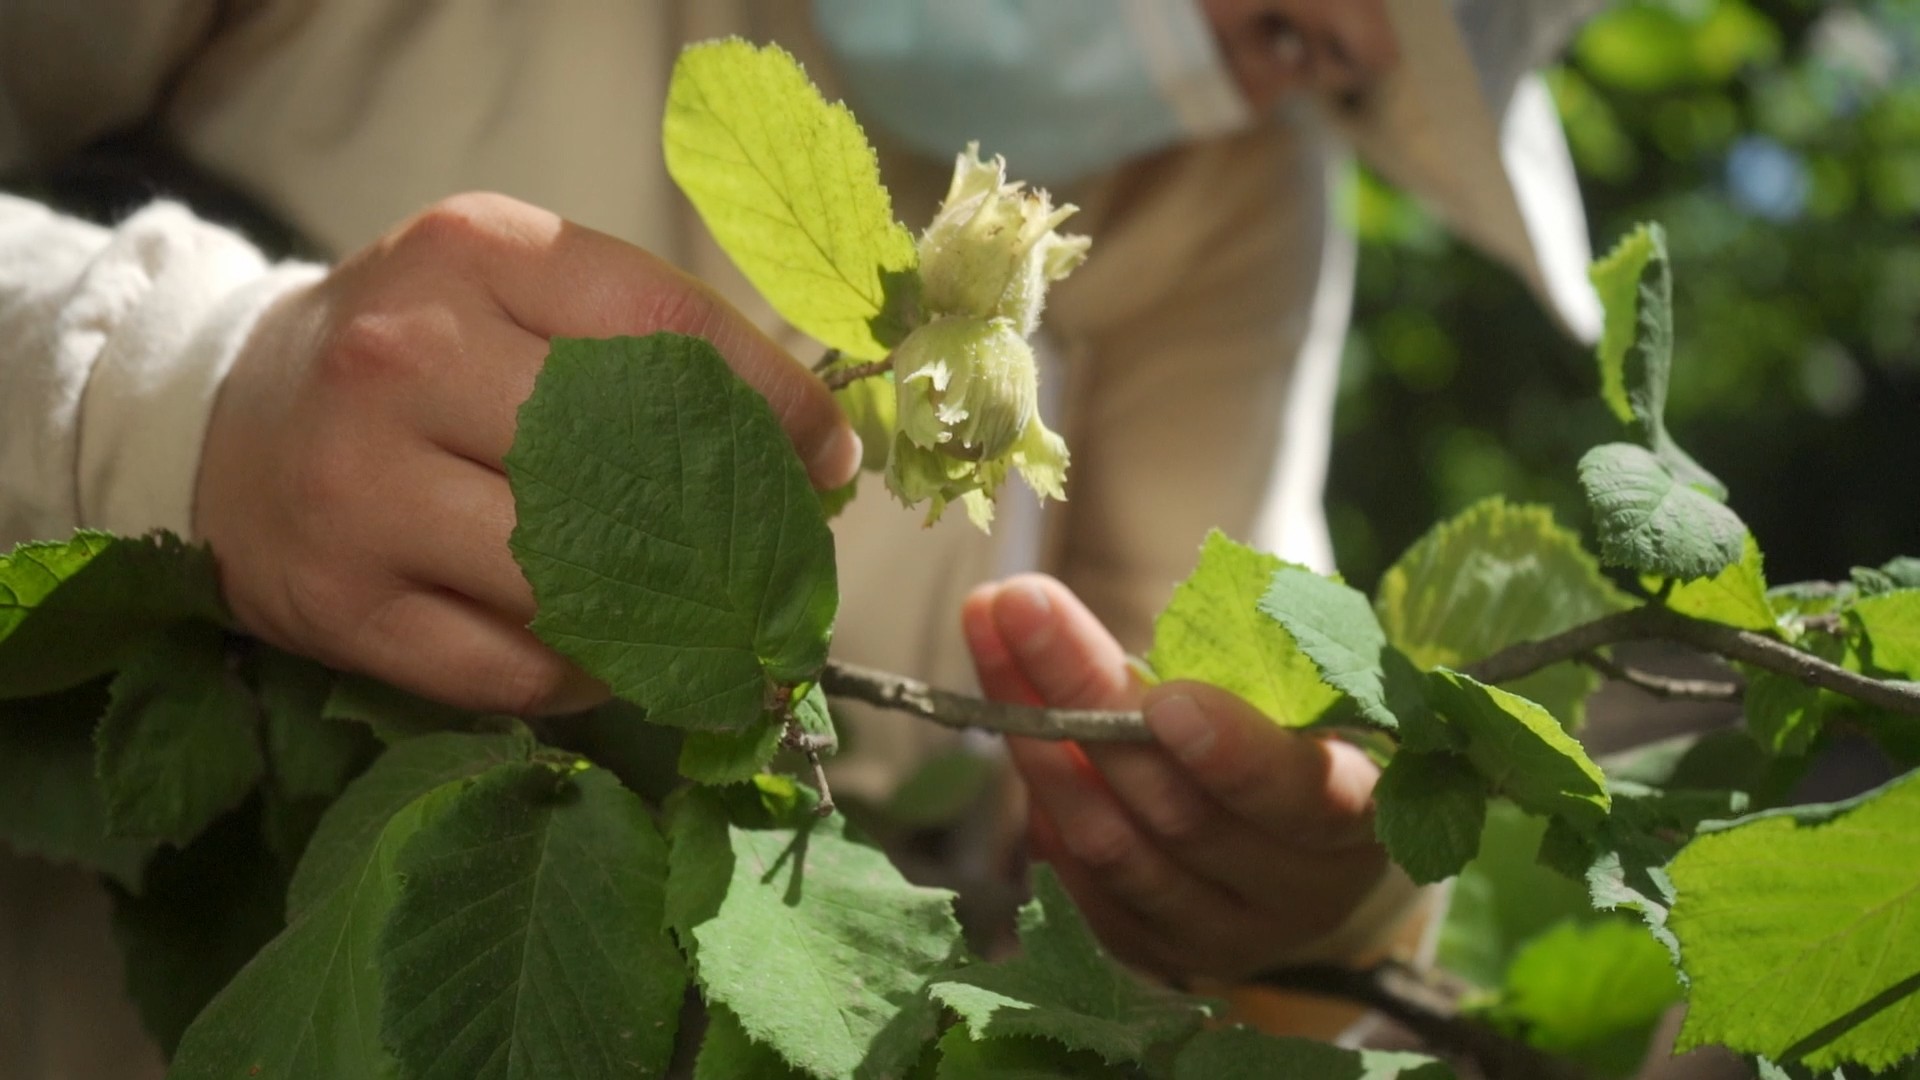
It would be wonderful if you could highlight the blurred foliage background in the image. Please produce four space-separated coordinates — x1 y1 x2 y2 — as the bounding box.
1331 0 1920 592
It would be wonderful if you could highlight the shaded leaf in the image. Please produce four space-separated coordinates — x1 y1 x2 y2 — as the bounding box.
507 334 838 732
1586 222 1725 497
1171 1026 1453 1079
0 530 225 699
1258 566 1438 742
287 730 533 919
166 758 505 1079
1424 669 1610 825
1372 751 1487 885
0 681 152 887
378 764 686 1080
929 866 1212 1066
1579 442 1746 581
94 623 262 845
323 673 486 743
1437 803 1592 990
934 1026 1126 1079
110 801 287 1057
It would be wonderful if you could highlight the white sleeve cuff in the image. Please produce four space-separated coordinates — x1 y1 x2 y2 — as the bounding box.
69 203 326 538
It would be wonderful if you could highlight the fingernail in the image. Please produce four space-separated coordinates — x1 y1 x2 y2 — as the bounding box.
809 427 862 490
1145 693 1214 763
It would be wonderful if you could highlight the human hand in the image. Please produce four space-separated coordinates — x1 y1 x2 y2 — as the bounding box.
195 192 860 715
962 574 1394 981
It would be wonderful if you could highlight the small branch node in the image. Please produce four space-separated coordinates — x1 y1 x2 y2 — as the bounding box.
781 719 835 816
821 359 893 392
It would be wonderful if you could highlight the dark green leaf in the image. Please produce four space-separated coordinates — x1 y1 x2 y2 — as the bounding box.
1423 669 1609 825
1372 751 1487 885
0 681 153 887
286 729 533 918
94 623 262 845
679 722 782 784
1578 443 1746 581
0 530 225 699
1258 565 1439 742
166 760 499 1079
696 1005 809 1080
930 866 1212 1066
110 801 287 1057
378 763 686 1080
323 672 486 743
1586 222 1725 498
1540 782 1749 963
257 651 367 803
507 334 838 732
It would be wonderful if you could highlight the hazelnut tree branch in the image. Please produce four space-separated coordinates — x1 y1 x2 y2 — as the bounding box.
820 659 1151 741
1575 651 1744 703
822 604 1918 742
1253 961 1592 1080
1462 605 1920 716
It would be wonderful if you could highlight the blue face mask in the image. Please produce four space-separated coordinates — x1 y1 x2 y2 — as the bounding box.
812 0 1251 189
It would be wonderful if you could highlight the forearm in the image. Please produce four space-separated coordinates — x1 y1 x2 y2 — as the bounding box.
0 194 323 546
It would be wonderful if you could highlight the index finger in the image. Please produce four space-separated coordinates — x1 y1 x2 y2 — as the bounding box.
448 195 859 489
1141 681 1379 849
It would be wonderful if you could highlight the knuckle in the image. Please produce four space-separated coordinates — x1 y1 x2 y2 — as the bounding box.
1137 787 1211 844
399 192 516 254
1062 814 1140 875
488 648 575 717
318 308 423 390
636 277 726 341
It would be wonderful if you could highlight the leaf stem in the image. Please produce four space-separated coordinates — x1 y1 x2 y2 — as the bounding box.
819 659 1150 741
1466 606 1920 716
781 718 838 816
821 359 893 392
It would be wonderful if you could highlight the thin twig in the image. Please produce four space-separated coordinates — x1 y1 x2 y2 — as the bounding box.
821 359 893 391
781 718 837 816
1254 962 1591 1080
1577 651 1743 703
1464 606 1920 717
820 659 1150 741
811 348 843 374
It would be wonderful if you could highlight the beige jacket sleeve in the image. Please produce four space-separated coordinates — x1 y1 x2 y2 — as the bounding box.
1043 117 1347 648
0 8 328 549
